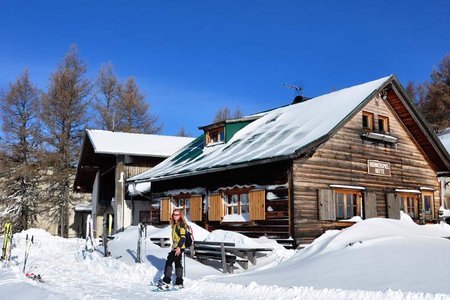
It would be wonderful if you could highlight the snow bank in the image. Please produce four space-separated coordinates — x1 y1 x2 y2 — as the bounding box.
3 217 450 299
214 216 450 294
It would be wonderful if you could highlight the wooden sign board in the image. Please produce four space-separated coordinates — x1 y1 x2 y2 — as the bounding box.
367 160 391 177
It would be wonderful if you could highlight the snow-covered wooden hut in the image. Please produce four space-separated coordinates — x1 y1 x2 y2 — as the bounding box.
74 129 194 236
128 75 450 245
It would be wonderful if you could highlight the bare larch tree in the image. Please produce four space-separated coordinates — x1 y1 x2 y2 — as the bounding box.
113 77 161 134
213 105 243 123
94 63 120 131
0 70 42 231
41 45 92 237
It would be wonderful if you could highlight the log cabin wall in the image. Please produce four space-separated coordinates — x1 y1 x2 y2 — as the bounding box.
293 94 440 244
125 156 166 178
152 161 292 239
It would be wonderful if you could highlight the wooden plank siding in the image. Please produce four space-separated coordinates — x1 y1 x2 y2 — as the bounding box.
293 95 440 244
207 187 291 239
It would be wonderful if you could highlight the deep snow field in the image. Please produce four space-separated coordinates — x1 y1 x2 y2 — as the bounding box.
1 213 450 300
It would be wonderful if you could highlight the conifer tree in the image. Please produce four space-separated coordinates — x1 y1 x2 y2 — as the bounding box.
213 105 243 123
425 55 450 130
114 77 161 134
410 55 450 130
176 127 193 137
41 45 92 237
0 70 42 231
94 63 120 131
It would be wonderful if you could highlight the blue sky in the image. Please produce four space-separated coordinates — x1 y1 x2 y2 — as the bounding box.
1 0 449 136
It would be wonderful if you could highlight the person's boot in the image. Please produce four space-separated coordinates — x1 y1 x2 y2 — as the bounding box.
157 279 171 290
174 267 183 288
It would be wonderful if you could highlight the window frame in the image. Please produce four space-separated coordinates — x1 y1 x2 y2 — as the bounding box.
223 189 250 216
173 194 191 220
206 127 225 145
378 115 390 133
398 193 419 219
334 189 362 220
362 111 375 131
421 191 434 219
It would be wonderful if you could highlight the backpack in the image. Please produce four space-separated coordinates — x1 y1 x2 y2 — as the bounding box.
185 226 194 248
176 224 194 248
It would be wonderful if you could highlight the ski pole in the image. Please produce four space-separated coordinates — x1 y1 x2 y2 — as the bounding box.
23 235 33 273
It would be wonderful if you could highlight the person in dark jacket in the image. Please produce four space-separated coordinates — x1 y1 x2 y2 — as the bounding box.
159 208 187 289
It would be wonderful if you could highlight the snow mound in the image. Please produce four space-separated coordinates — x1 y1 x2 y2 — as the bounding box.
299 214 450 261
215 216 450 294
205 229 266 248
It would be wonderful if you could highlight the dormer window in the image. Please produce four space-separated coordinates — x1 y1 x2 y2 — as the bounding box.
378 115 389 133
362 111 374 130
206 127 225 145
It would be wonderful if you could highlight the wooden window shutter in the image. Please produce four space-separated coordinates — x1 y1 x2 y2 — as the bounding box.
208 194 224 221
318 189 336 221
386 193 400 219
364 192 377 218
160 198 172 222
190 195 203 222
249 190 265 221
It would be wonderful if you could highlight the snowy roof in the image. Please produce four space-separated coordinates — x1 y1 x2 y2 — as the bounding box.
438 128 450 154
129 76 392 182
86 129 194 158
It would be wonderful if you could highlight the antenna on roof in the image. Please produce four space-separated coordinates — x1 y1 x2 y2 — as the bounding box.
282 83 303 94
283 83 308 104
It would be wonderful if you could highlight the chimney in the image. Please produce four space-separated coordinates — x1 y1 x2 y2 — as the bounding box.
292 95 310 104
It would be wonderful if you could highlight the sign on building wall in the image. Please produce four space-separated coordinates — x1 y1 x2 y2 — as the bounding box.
367 160 391 176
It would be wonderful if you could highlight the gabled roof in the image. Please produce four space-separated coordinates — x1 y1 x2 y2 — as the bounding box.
85 129 194 157
438 128 450 154
129 75 450 183
74 130 194 192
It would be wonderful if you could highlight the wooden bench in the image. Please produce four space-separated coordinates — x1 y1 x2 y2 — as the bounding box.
225 246 273 265
275 238 297 250
186 241 249 273
150 237 171 248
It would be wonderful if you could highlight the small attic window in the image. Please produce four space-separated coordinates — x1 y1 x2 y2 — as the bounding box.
362 111 374 131
378 115 389 133
206 127 225 145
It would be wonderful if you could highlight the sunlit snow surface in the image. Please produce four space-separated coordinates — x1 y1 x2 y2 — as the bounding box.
2 214 450 299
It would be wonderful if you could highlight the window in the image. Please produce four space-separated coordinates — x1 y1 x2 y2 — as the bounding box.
422 192 434 219
206 127 225 145
209 189 265 222
335 190 361 219
399 193 419 218
362 111 374 130
175 197 190 220
139 211 150 223
378 115 389 133
225 192 249 216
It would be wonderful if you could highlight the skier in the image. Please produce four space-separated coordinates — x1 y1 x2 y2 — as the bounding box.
158 209 187 290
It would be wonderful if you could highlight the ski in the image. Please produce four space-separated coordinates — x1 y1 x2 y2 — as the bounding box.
83 215 95 259
25 272 44 283
150 280 184 292
136 223 144 263
1 223 12 261
22 234 34 273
